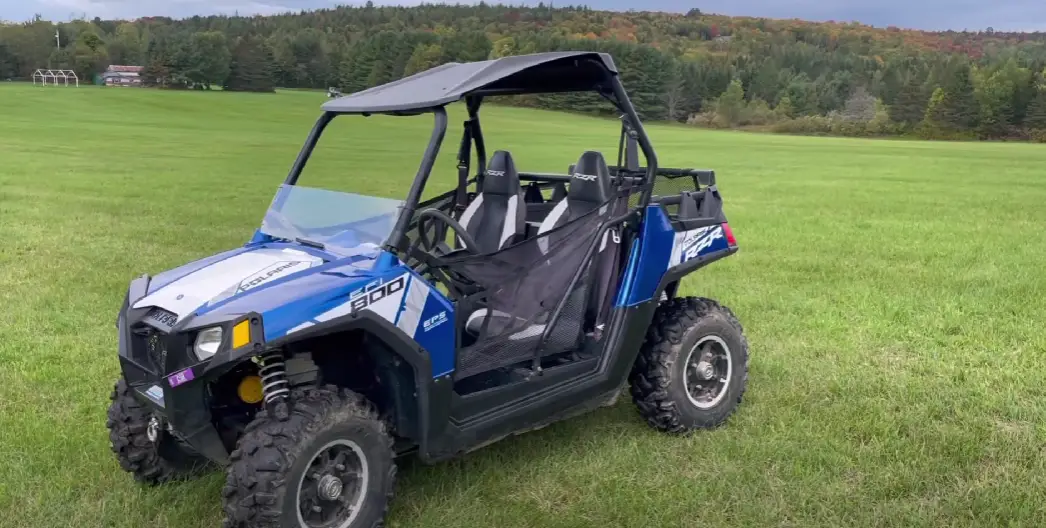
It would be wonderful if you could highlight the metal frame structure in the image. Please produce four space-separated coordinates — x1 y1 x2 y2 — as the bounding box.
32 69 79 87
295 52 659 256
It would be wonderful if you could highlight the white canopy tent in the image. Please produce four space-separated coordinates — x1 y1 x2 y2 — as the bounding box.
32 69 79 87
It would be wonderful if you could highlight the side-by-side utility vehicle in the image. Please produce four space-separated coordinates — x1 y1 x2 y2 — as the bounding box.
106 51 749 528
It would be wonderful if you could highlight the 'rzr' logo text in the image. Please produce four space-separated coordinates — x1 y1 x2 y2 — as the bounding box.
486 170 506 177
348 276 406 312
573 172 598 181
683 227 724 262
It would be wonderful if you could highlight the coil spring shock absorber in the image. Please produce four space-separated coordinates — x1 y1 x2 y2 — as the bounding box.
257 352 290 404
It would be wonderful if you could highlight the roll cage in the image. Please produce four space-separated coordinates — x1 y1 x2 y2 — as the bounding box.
281 51 666 263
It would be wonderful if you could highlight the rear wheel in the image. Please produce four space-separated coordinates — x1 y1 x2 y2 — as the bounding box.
629 297 748 432
221 385 395 528
106 379 209 484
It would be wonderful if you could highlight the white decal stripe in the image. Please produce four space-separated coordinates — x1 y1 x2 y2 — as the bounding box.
314 301 356 323
396 277 430 337
365 287 403 322
670 231 686 266
313 273 410 325
457 195 483 248
537 200 569 254
670 226 721 266
499 194 519 249
132 248 322 321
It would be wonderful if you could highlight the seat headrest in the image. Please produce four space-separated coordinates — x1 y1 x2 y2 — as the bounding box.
481 150 520 196
569 151 611 203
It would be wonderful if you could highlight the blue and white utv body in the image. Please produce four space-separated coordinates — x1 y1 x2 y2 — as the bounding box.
108 51 748 528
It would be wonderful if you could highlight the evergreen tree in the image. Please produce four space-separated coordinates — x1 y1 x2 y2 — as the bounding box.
142 38 172 87
0 42 15 79
1026 90 1046 130
890 74 928 126
225 37 275 92
976 70 1015 138
923 87 947 128
341 38 380 93
939 65 979 130
715 79 746 126
782 73 818 116
364 32 400 88
188 31 231 88
774 95 795 119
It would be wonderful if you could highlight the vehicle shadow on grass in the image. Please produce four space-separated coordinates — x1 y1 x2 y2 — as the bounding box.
138 403 646 526
386 402 648 521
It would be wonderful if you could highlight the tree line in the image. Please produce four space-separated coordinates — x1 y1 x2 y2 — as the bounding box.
3 4 1046 139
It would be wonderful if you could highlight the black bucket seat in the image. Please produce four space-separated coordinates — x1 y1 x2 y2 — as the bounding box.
457 150 526 254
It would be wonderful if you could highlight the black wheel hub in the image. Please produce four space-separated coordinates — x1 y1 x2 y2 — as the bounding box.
684 336 732 409
297 441 367 527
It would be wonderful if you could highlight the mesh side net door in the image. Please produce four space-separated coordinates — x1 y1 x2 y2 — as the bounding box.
444 200 616 379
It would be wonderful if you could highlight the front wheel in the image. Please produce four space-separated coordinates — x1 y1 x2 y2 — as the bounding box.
630 297 749 433
106 378 210 484
221 385 395 528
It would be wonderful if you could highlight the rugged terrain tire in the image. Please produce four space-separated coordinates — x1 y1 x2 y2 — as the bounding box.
106 378 210 484
629 297 748 433
221 385 395 528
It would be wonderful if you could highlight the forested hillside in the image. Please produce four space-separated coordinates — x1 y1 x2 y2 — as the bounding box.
4 4 1046 140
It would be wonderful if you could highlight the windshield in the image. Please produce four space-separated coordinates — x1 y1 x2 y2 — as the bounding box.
260 184 403 255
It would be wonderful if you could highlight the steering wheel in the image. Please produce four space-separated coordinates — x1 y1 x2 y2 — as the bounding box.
416 208 481 256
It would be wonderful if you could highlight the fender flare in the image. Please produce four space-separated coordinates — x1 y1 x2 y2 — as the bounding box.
265 311 435 445
653 246 738 301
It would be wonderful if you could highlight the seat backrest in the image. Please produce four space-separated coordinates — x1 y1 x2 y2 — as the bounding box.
537 151 612 238
458 150 526 253
536 151 620 332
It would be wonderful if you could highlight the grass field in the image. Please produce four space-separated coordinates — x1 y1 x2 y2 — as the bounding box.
3 82 1046 527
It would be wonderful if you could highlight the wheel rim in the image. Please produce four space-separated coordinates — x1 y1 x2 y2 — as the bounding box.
296 439 369 528
683 335 732 410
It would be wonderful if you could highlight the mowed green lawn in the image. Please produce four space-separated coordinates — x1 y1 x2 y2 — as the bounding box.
2 82 1046 528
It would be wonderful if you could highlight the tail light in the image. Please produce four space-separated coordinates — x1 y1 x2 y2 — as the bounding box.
722 223 737 247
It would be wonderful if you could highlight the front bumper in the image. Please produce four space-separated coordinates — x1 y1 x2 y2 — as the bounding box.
116 275 266 465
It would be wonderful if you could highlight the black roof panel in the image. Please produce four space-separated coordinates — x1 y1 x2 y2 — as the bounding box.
321 51 617 115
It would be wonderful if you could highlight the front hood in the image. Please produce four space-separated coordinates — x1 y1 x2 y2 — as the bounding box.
132 245 365 322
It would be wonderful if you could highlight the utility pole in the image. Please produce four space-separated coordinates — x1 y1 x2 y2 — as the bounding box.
55 29 60 50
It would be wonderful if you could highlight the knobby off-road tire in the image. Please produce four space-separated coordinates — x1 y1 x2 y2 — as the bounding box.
106 379 210 484
630 297 749 433
222 385 395 528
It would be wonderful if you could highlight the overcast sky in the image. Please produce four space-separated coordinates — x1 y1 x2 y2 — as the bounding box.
5 0 1046 32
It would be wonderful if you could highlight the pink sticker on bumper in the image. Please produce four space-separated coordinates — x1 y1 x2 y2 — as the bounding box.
168 368 195 387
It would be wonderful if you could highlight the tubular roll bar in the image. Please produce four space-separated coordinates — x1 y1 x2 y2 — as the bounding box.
386 107 449 254
284 112 335 185
530 209 637 373
609 77 658 207
518 172 646 184
519 168 715 187
282 65 666 265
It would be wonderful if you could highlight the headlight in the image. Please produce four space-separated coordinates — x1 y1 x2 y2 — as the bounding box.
194 327 223 360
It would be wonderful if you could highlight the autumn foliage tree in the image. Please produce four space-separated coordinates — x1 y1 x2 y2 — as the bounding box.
4 5 1046 138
